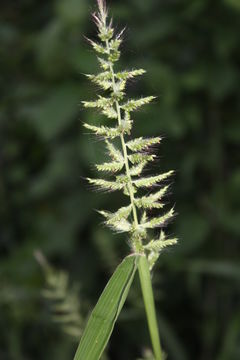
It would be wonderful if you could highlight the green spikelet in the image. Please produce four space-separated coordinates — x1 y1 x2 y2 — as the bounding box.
102 106 118 119
82 95 113 109
83 123 121 138
99 205 132 224
86 72 113 91
121 96 156 112
87 178 125 191
115 69 146 80
145 232 178 271
98 57 111 70
99 205 133 232
135 185 170 209
145 237 178 251
133 171 174 188
127 137 161 152
128 153 156 164
142 208 175 229
96 161 124 173
105 140 123 161
82 0 177 269
129 161 148 176
88 39 106 54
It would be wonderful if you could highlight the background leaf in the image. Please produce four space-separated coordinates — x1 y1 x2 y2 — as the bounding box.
1 0 240 359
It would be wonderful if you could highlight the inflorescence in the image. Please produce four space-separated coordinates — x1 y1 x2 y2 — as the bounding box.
83 0 177 270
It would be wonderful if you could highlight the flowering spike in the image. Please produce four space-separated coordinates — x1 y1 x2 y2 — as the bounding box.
82 0 177 269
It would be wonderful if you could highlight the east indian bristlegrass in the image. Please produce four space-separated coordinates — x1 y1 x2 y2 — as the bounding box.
77 1 178 359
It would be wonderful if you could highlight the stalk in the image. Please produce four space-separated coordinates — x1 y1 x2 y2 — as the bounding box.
138 256 163 360
106 39 139 232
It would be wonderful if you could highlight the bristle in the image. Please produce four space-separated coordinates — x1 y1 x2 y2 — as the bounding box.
97 0 107 19
116 27 126 40
92 12 101 27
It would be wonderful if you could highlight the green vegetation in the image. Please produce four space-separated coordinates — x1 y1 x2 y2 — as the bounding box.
1 0 240 359
76 2 175 357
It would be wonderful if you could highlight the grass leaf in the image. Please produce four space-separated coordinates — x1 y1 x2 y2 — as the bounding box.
73 254 140 360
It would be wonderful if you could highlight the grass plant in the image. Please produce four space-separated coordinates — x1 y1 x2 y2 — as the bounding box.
75 1 177 358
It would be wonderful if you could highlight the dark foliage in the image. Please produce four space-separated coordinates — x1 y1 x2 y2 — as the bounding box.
1 0 240 359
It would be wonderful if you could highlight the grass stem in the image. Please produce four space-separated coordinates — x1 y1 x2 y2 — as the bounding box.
138 255 163 360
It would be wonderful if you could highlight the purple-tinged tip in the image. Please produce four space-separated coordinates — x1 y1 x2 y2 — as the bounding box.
97 0 106 13
92 12 101 27
116 27 126 40
97 0 108 21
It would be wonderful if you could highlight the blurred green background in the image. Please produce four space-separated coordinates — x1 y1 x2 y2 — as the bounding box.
1 0 240 359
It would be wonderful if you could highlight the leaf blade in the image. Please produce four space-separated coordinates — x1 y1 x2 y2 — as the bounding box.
73 254 140 360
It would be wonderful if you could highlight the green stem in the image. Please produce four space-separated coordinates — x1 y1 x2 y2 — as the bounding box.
106 40 139 232
105 38 163 360
138 255 163 360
